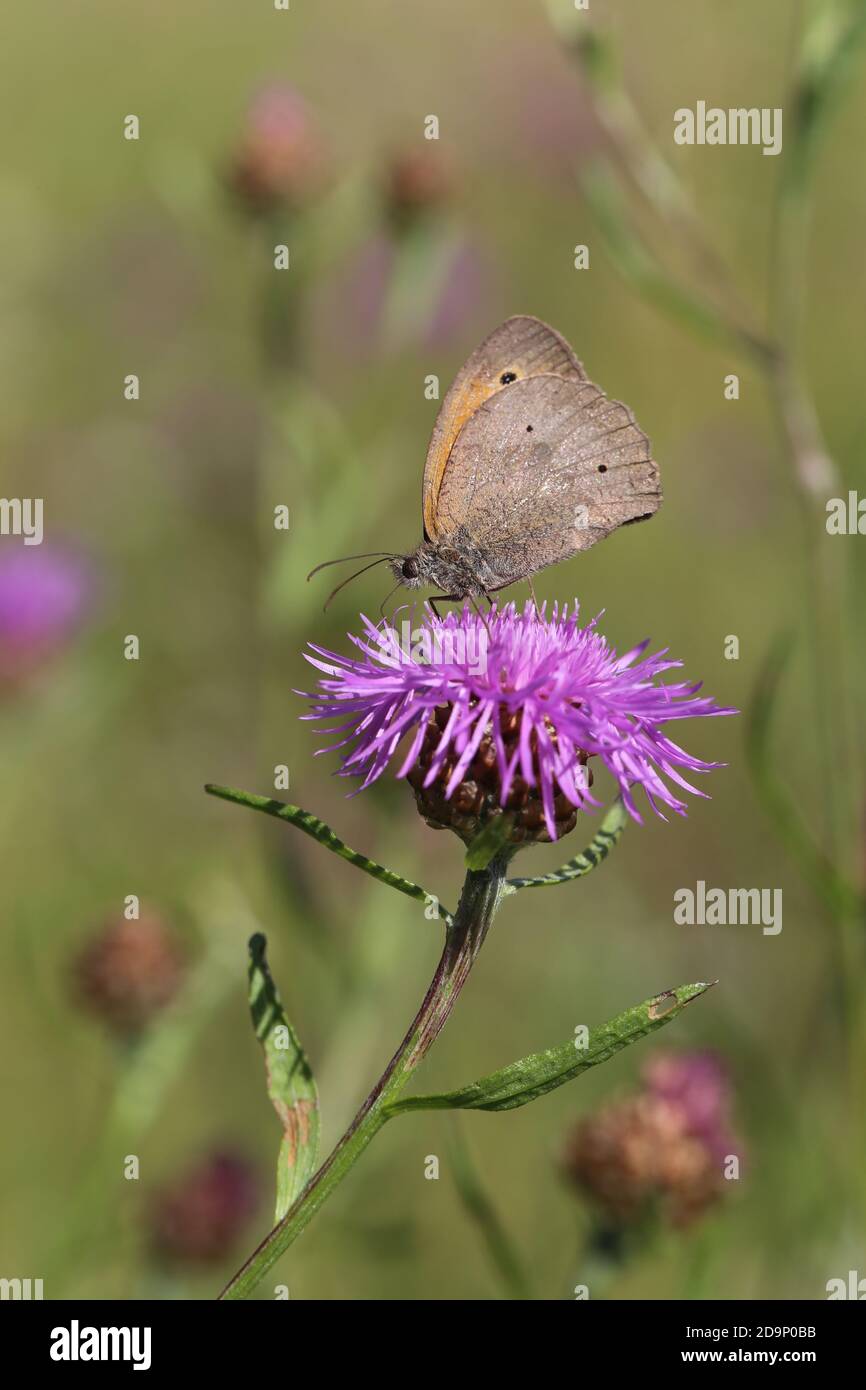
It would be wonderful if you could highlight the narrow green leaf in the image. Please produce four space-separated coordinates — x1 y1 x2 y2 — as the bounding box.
248 933 320 1221
506 799 628 892
464 812 514 871
384 981 715 1116
206 784 452 926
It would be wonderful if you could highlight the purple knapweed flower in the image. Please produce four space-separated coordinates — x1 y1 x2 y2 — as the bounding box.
642 1049 737 1167
0 543 92 686
302 601 736 845
563 1050 742 1228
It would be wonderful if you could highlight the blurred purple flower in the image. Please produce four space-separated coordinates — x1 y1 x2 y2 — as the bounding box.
302 601 736 842
424 239 491 350
149 1151 259 1265
331 231 491 356
643 1049 736 1166
325 145 491 355
0 543 92 684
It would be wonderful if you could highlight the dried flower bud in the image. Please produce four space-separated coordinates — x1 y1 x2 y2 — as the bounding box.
407 703 588 846
149 1151 259 1265
562 1050 740 1229
227 84 327 216
382 148 454 230
73 911 185 1038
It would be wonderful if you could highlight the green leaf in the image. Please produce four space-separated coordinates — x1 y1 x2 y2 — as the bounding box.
384 981 715 1116
506 798 628 891
464 812 514 871
248 933 320 1221
206 784 452 926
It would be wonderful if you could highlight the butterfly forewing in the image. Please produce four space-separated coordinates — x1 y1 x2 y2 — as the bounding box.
422 316 587 541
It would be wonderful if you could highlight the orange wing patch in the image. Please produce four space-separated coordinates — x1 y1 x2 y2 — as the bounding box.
423 375 500 540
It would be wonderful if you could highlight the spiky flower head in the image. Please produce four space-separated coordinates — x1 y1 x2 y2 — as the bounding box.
302 601 735 846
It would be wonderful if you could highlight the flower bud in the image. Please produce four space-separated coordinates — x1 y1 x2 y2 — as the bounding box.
73 911 185 1038
227 84 327 216
148 1151 259 1265
382 147 454 230
407 704 587 845
562 1050 740 1229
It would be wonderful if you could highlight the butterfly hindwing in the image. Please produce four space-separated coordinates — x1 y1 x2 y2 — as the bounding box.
431 373 661 586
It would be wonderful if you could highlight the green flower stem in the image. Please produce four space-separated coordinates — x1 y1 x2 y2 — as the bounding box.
505 799 628 892
218 854 509 1300
205 784 453 925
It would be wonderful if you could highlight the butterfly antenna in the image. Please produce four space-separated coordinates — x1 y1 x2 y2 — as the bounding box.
323 557 392 611
307 552 396 582
378 580 403 621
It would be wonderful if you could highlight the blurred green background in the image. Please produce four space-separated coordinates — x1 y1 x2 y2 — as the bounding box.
1 0 865 1300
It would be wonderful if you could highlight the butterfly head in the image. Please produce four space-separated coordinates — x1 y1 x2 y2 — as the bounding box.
392 542 490 601
392 548 429 590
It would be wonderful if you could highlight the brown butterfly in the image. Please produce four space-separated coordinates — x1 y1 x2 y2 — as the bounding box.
311 315 661 609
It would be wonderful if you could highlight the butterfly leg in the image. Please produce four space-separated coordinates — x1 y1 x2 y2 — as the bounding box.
526 576 540 613
469 594 493 639
428 594 459 619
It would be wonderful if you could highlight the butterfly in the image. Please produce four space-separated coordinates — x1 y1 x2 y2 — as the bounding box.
311 315 661 609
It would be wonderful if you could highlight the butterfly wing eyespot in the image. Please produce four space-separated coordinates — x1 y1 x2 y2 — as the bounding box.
500 371 517 384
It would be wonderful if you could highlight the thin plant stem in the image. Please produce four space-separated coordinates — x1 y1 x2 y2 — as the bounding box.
219 854 509 1299
448 1121 532 1300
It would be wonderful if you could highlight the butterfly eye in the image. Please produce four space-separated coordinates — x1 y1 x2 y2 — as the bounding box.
402 557 419 579
499 371 517 384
